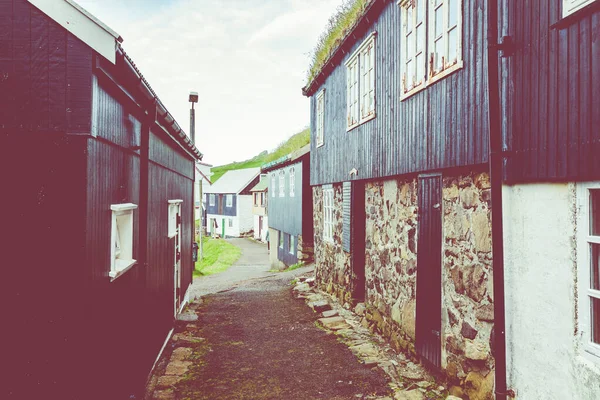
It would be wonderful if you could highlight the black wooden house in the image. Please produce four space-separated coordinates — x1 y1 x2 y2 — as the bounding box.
1 0 202 398
263 144 313 268
303 0 495 397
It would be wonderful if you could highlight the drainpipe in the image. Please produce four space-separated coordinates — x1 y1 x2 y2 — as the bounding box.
487 0 509 399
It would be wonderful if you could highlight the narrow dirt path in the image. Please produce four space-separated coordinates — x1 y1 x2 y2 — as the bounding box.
147 272 392 400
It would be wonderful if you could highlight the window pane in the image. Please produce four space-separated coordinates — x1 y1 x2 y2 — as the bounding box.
416 24 424 52
407 60 414 86
448 27 458 64
407 6 413 29
591 189 600 236
416 0 424 22
416 53 424 82
407 32 413 59
592 297 600 344
448 0 458 27
435 6 444 38
592 244 600 291
434 38 443 70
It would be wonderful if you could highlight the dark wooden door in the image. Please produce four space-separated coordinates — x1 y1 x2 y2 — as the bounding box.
416 174 442 369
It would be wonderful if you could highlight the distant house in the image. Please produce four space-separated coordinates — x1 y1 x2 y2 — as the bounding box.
250 176 269 242
263 145 313 269
205 168 261 238
2 0 201 399
195 162 213 222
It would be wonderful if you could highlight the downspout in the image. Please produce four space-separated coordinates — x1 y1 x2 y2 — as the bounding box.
487 0 509 399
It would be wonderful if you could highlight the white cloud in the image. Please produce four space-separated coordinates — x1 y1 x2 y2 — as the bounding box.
75 0 343 165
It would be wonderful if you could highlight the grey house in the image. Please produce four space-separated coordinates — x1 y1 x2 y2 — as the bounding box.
263 145 313 268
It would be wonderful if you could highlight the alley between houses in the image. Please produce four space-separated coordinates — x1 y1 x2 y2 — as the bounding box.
146 239 455 400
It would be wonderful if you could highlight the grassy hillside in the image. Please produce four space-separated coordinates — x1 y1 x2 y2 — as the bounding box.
211 128 310 182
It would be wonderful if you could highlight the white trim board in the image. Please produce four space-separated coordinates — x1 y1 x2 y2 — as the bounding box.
27 0 121 64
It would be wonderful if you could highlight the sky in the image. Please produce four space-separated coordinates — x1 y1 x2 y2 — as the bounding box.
75 0 343 166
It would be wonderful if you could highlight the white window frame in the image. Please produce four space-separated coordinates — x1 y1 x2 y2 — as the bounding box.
399 0 463 100
209 193 215 206
323 185 334 243
279 231 284 249
563 0 595 17
346 32 376 130
577 182 600 361
279 170 285 198
316 89 325 147
289 235 296 255
110 203 137 281
271 174 276 198
168 199 183 238
228 218 233 228
289 167 295 198
226 194 233 208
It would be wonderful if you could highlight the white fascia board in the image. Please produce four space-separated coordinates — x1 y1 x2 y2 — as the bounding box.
28 0 121 64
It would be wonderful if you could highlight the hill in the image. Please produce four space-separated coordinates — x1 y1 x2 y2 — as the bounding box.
210 128 310 183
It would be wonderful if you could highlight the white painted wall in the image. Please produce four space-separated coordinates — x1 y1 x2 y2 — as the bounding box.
237 195 254 235
253 215 269 241
503 183 600 399
206 213 240 238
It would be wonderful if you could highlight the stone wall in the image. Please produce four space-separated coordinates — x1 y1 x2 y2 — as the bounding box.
297 234 314 264
360 171 494 399
441 172 494 399
313 185 354 304
364 178 419 354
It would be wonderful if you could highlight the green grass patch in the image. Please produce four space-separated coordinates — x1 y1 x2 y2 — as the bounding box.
306 0 369 86
210 128 310 183
194 237 242 276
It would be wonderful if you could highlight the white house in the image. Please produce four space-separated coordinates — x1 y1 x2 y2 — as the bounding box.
204 168 260 238
195 162 212 222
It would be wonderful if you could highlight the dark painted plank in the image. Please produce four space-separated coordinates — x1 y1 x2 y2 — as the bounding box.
48 23 67 131
31 8 49 130
66 34 92 133
567 23 580 178
591 12 600 176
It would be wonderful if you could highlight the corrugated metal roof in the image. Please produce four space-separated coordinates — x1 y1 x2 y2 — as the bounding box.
250 176 269 192
205 168 261 194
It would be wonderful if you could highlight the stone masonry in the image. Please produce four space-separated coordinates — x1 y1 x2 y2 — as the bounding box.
314 171 495 399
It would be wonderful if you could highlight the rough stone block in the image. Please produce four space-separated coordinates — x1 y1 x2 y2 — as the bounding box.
165 360 192 376
321 309 338 318
308 299 331 313
318 316 350 330
153 389 175 400
464 339 490 361
475 304 494 322
171 346 193 361
157 375 183 388
464 371 494 400
461 321 478 340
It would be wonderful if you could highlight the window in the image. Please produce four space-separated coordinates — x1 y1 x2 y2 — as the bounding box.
279 170 285 197
289 235 296 255
289 167 295 197
110 203 137 280
578 184 600 360
254 193 258 206
209 194 215 206
400 0 462 98
316 90 325 147
346 33 376 130
260 192 265 206
226 194 233 207
563 0 596 17
168 200 182 238
323 186 334 243
228 218 233 228
271 174 276 198
279 231 284 248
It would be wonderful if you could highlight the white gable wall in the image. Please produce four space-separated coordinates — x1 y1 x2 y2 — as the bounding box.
237 195 254 235
503 183 600 399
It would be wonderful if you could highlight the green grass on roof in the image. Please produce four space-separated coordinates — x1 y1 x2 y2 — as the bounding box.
210 128 310 183
305 0 370 87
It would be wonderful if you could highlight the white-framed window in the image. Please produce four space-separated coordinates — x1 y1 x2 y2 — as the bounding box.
563 0 595 17
289 167 295 197
577 182 600 360
279 231 284 248
323 186 334 243
260 192 265 206
316 89 325 147
168 199 182 238
228 218 233 228
279 170 285 197
209 194 215 206
399 0 462 98
289 235 296 255
346 33 376 130
110 203 137 280
271 174 276 198
254 193 259 206
226 194 233 208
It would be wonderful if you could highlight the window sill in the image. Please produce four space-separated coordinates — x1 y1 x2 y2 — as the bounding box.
401 61 463 102
347 112 376 132
553 1 600 29
316 141 324 148
110 259 137 281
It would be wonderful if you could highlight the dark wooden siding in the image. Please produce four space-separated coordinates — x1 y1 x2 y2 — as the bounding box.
277 232 299 266
342 182 352 252
268 161 304 235
500 1 600 182
0 0 92 133
309 0 489 186
205 193 237 216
